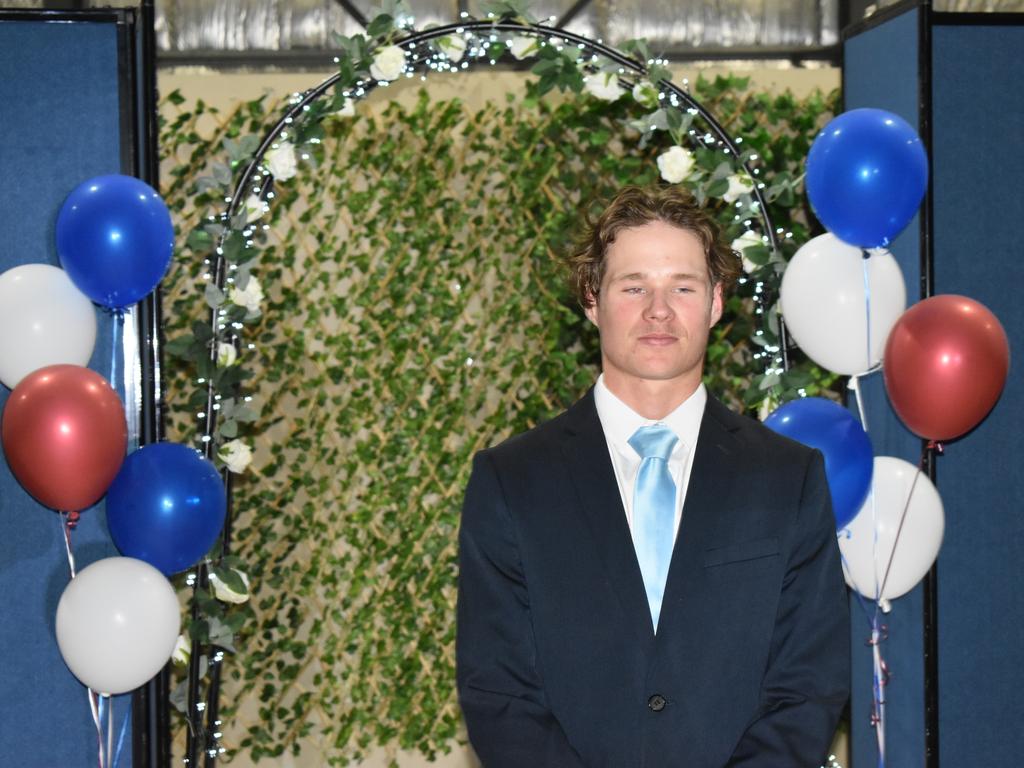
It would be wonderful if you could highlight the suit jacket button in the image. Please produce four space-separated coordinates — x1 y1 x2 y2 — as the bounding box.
647 694 666 712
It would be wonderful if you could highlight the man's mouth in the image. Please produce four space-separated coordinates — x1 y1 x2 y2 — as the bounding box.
638 333 677 346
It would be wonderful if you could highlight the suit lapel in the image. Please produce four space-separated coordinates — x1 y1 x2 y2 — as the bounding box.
657 396 744 639
560 390 656 652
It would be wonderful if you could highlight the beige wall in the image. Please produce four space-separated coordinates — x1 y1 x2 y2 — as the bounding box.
158 63 838 117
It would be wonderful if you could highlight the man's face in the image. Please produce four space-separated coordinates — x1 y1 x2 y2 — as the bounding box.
584 220 723 394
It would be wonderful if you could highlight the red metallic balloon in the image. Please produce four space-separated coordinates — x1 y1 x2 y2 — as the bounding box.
2 364 127 511
884 295 1009 441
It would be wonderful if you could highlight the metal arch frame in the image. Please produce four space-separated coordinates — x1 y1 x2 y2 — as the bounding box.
224 20 779 246
191 18 784 768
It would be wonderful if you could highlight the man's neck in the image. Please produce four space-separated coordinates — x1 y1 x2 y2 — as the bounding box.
601 372 702 421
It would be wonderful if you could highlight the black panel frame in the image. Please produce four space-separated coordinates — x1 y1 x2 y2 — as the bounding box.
0 6 168 767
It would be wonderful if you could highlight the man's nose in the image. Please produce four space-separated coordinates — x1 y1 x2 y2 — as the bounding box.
644 291 674 321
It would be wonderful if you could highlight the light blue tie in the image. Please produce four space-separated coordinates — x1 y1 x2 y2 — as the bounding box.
628 424 679 631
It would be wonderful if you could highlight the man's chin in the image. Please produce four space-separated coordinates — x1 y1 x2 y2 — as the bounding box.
624 364 704 384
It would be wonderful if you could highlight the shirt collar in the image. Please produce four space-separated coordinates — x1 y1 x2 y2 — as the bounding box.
594 374 707 456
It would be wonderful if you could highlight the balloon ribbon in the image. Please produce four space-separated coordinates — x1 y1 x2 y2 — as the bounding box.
60 511 80 579
108 309 125 391
96 694 129 768
60 512 114 768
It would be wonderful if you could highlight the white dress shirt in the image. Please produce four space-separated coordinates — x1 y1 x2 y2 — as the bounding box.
593 374 706 542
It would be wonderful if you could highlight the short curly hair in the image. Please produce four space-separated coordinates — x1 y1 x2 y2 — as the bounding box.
568 185 742 308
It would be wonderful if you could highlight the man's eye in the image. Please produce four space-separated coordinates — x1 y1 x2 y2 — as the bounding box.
624 287 645 294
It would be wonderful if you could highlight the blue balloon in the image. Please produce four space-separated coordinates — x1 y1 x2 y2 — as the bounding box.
56 174 175 309
106 442 226 575
764 397 873 530
805 108 928 248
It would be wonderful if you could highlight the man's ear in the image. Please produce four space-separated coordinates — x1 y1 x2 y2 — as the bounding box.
709 282 724 328
584 293 599 326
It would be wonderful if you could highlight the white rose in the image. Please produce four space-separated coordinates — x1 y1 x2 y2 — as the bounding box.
508 36 538 61
264 142 297 181
209 568 250 604
731 230 765 273
438 35 467 63
370 45 407 81
584 72 622 101
723 173 754 203
218 438 253 474
216 342 237 367
632 81 659 109
171 633 191 666
243 194 266 224
229 276 264 315
656 146 696 184
333 98 356 118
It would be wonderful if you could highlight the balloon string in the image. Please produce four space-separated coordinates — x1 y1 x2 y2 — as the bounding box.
857 446 933 768
848 373 870 433
109 309 124 391
90 689 106 768
870 620 888 768
67 516 109 768
60 511 79 579
113 698 130 768
107 696 114 768
867 466 885 768
876 446 927 602
861 250 873 381
844 543 889 768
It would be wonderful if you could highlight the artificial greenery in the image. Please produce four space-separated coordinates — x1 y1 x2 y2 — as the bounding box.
159 13 838 764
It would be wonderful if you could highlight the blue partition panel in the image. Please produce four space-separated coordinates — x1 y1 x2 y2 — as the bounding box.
0 18 132 767
931 22 1024 767
842 7 925 768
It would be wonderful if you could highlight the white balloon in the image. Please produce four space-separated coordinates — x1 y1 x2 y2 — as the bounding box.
838 456 944 603
0 263 97 389
780 233 906 376
55 557 180 695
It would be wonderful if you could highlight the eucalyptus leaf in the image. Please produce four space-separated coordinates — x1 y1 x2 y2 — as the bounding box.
211 162 233 185
620 39 651 64
169 678 189 714
165 334 196 359
222 231 245 263
531 59 559 77
186 228 214 252
194 176 222 194
234 404 260 423
706 177 729 197
711 161 733 181
191 320 213 343
211 565 247 595
366 14 394 41
647 63 672 87
742 244 771 267
205 283 226 309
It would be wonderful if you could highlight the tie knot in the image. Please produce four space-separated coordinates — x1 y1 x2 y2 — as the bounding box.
628 423 678 461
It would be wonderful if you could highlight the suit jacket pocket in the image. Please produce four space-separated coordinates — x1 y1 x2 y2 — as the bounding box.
703 537 779 568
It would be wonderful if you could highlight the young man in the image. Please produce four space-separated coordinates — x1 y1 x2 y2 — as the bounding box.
457 186 850 767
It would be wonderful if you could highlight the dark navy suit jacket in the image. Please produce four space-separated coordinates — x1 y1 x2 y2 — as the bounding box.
456 390 850 767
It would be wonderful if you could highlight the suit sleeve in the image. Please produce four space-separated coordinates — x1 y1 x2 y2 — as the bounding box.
456 451 586 768
727 450 851 766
